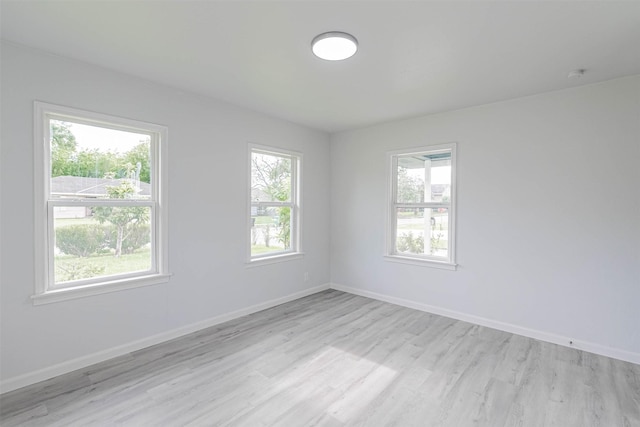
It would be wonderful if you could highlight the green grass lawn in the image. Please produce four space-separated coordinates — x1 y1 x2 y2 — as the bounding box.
251 244 287 256
253 216 278 226
53 216 152 283
55 248 151 283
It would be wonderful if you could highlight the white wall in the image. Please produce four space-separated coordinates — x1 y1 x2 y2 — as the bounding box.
2 41 638 392
0 42 331 388
330 76 640 361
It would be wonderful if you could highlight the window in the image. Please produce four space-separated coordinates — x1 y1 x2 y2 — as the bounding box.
33 102 169 304
386 143 457 269
248 144 301 263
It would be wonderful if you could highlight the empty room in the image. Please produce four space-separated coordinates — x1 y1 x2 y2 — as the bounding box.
1 1 639 426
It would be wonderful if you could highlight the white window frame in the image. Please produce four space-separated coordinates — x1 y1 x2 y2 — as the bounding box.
33 101 170 304
385 142 457 270
247 143 302 265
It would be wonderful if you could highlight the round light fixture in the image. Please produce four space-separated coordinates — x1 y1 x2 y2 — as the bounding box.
311 31 358 61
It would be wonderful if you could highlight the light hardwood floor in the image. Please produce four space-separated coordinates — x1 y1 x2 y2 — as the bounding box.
1 290 639 426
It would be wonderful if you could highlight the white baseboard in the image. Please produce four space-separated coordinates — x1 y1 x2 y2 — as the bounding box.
0 283 330 394
330 283 640 365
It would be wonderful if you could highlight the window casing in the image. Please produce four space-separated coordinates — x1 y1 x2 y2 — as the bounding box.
248 144 301 263
33 102 169 304
386 143 457 269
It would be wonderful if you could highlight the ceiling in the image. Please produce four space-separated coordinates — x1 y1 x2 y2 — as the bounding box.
2 1 639 133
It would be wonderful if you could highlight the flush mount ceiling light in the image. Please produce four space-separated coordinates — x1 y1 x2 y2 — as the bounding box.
311 31 358 61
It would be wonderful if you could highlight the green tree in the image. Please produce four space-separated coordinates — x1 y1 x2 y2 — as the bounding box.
93 181 149 257
252 155 290 201
251 154 292 248
397 166 424 203
122 142 151 183
74 148 121 179
51 121 78 177
277 207 291 248
50 123 151 181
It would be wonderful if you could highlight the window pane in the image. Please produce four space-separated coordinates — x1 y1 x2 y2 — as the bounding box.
395 207 448 258
251 206 292 256
251 152 291 203
396 153 451 203
53 206 152 284
50 120 151 200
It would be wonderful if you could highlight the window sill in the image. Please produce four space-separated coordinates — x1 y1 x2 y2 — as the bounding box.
246 252 304 268
32 273 172 305
384 255 457 270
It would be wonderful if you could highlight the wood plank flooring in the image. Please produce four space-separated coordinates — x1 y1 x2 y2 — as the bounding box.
1 290 639 426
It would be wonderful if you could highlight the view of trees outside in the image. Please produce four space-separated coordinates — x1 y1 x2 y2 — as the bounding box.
395 160 451 257
250 151 293 256
51 121 152 283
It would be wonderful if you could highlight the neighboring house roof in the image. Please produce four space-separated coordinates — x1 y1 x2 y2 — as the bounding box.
50 176 151 197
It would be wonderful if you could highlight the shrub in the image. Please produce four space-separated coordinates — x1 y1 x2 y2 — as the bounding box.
397 232 424 254
56 224 106 257
105 224 150 254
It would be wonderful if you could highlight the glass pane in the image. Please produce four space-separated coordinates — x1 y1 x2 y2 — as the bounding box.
251 206 292 257
50 120 151 200
396 152 451 203
53 206 152 285
251 151 291 203
395 207 448 258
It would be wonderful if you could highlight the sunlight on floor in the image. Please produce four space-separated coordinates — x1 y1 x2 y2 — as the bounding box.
266 345 398 423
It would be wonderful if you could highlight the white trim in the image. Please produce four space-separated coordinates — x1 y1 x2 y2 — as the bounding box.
34 102 48 297
5 282 637 393
156 122 170 287
247 143 303 263
1 283 331 394
49 200 155 207
33 101 170 301
246 252 305 267
329 283 640 365
31 274 172 305
383 255 457 270
35 101 168 135
387 142 457 158
385 142 457 267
